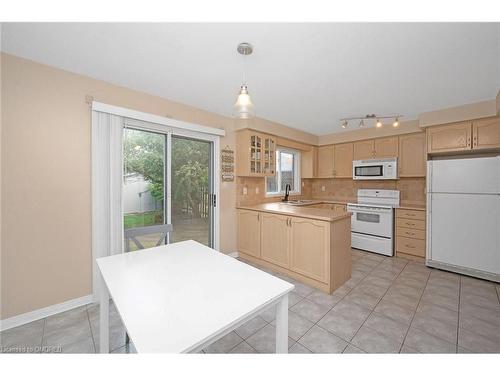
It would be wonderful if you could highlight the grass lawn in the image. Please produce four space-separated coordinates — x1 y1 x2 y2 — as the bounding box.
124 210 163 229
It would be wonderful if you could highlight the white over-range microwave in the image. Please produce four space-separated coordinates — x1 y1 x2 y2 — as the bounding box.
352 158 398 180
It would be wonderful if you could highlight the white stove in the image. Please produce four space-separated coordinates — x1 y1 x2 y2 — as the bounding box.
347 189 400 256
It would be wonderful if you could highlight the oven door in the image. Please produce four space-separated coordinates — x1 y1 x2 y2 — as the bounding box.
348 205 393 238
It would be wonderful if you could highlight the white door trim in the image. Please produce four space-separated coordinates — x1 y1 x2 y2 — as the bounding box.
92 101 225 137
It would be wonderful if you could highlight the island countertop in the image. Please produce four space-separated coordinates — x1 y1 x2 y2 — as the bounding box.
237 202 352 222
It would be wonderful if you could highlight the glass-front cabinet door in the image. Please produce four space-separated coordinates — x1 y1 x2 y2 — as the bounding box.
250 134 262 174
238 130 276 176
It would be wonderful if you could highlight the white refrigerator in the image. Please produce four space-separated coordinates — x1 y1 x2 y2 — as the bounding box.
427 156 500 282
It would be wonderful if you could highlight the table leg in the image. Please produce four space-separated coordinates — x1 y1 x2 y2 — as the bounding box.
99 272 110 354
275 294 288 353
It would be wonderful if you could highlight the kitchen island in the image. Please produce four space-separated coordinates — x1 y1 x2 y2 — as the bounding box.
237 202 352 294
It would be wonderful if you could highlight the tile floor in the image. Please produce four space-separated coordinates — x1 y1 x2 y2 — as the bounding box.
1 249 499 354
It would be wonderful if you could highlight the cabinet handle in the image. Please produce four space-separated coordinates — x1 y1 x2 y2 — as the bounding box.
405 231 414 236
257 213 260 221
406 244 415 249
405 222 416 226
473 136 477 147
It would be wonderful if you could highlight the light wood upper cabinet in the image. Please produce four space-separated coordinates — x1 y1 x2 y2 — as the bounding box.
426 122 472 154
289 217 329 283
237 210 261 258
301 146 317 178
472 117 500 150
399 132 426 177
374 137 399 158
333 143 353 178
353 137 398 160
353 140 374 160
317 145 334 177
236 129 276 176
260 213 290 269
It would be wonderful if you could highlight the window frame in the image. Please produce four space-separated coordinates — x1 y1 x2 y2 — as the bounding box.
265 147 301 197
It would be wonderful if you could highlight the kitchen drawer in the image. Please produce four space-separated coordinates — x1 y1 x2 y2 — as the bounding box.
397 227 426 240
396 209 426 221
396 217 426 231
396 236 425 258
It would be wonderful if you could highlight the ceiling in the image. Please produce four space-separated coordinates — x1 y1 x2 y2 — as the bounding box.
2 23 499 135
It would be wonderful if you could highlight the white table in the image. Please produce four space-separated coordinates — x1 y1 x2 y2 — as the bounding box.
96 240 294 353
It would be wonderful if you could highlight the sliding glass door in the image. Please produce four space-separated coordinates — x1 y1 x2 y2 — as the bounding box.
171 136 213 246
122 126 215 251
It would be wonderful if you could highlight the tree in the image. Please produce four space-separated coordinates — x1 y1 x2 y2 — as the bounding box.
124 130 210 217
124 129 165 201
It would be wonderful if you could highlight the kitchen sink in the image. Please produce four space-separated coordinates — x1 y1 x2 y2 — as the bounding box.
282 200 314 205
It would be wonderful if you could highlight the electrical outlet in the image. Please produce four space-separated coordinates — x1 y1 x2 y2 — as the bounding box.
255 187 259 194
321 186 326 192
243 186 248 195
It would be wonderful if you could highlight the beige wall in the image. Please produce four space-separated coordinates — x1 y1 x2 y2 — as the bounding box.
0 53 317 319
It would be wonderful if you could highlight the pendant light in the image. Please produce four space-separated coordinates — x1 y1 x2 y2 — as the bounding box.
234 43 255 119
376 119 383 128
392 117 400 127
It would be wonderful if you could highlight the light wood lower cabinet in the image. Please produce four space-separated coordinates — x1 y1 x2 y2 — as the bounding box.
289 218 329 283
260 213 290 269
237 208 351 294
237 210 261 258
395 208 426 259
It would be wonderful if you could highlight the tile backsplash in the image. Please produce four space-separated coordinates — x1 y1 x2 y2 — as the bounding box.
237 177 312 206
237 177 425 206
310 177 426 206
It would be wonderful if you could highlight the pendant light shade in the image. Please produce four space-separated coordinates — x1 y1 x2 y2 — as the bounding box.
234 42 255 119
234 84 254 119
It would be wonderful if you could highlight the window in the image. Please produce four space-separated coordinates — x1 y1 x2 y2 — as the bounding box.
266 148 301 196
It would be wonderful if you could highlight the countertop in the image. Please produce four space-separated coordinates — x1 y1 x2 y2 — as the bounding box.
396 204 426 211
310 197 427 211
237 202 352 222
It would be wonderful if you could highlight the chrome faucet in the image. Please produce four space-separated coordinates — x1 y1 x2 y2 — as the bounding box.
282 184 291 202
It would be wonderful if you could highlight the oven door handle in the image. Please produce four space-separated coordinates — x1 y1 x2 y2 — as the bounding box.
348 206 392 213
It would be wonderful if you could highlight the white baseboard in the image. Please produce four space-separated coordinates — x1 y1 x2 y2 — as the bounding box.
0 294 93 332
227 251 239 258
